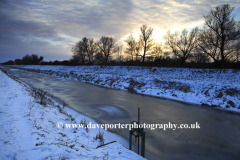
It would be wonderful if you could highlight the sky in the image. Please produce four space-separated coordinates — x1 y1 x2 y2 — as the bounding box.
0 0 240 63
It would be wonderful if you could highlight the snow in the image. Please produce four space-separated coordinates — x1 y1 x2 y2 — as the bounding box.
0 69 146 160
10 65 240 113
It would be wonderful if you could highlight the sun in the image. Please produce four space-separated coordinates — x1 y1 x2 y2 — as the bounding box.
129 27 166 44
153 29 166 44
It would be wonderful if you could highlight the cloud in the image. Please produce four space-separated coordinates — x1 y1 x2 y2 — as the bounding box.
0 1 71 62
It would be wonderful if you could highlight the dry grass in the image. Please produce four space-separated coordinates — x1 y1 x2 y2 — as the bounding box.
94 130 105 144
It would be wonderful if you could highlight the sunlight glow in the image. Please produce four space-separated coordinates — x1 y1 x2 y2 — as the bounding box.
152 29 166 44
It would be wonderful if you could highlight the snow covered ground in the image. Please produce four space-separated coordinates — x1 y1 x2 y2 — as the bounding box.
10 65 240 113
0 69 146 160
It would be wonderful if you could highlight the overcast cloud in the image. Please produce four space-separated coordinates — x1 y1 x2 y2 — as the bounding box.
0 0 240 63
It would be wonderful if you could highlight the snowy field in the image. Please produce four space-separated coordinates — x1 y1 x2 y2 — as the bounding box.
0 69 146 160
10 65 240 113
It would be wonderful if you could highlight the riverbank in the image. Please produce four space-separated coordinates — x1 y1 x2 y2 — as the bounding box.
9 65 240 113
0 68 146 159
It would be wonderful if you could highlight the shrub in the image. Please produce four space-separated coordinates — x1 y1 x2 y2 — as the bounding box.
216 92 223 98
179 85 191 93
80 118 87 126
94 130 105 144
152 68 157 72
126 78 141 93
80 118 88 133
211 104 218 107
225 88 238 96
34 88 48 105
204 90 209 96
226 105 230 108
201 103 210 107
227 100 235 108
127 85 136 93
172 94 177 97
109 78 116 86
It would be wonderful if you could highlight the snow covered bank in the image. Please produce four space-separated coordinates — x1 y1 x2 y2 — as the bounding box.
0 69 146 159
10 65 240 113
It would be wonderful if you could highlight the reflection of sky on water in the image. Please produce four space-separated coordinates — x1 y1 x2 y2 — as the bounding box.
98 105 125 117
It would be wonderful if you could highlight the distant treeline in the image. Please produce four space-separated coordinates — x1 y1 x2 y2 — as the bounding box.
2 54 240 69
3 54 44 65
42 59 240 69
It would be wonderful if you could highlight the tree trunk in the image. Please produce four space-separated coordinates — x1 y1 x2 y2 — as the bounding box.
142 43 146 65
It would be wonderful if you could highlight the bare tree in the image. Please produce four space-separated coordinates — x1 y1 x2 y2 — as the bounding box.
140 25 154 64
94 52 104 64
79 37 97 64
202 4 240 64
230 42 240 62
97 36 117 64
152 42 163 60
164 28 198 63
87 38 97 64
71 40 86 64
190 52 210 63
163 51 171 59
134 39 142 61
125 35 136 61
233 46 240 62
115 43 124 63
197 27 220 62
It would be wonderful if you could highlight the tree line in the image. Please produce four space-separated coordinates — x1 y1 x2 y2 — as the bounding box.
70 4 240 68
3 54 44 65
